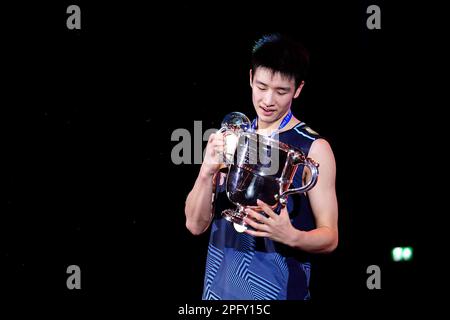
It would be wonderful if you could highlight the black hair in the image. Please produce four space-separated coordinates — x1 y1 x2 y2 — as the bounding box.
251 33 310 88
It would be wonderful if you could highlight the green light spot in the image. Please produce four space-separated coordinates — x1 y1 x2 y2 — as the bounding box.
392 246 413 262
402 247 413 261
392 247 403 261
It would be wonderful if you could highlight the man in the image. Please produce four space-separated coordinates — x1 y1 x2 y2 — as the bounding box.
185 34 338 300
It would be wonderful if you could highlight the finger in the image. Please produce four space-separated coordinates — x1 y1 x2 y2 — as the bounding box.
243 217 269 232
209 133 224 145
256 199 278 219
216 138 225 147
245 208 270 223
244 229 269 238
212 141 224 149
205 156 221 165
214 133 225 143
213 146 224 153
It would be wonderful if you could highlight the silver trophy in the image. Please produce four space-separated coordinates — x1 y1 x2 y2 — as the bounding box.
218 112 319 233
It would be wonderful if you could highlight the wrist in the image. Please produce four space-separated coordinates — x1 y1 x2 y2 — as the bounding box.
287 228 304 248
199 165 216 181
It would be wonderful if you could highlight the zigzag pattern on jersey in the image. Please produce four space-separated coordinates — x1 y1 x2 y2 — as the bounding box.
204 227 282 300
273 253 289 281
224 250 254 298
202 244 224 300
245 270 281 299
224 232 256 298
204 290 220 300
228 233 281 300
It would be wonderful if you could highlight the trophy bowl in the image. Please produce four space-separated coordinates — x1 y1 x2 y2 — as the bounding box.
222 132 319 232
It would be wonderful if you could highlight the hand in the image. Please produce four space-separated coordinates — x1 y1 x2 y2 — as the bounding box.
244 199 298 246
200 132 225 178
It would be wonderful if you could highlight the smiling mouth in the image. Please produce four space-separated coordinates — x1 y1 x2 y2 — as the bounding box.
260 106 276 113
260 107 275 116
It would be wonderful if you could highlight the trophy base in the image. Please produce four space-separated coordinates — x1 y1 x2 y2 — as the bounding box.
222 207 248 233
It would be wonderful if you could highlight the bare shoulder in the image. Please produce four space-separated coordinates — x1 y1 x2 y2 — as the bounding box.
309 138 334 155
308 138 336 170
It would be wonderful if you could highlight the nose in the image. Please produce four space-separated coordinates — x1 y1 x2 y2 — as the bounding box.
262 91 275 107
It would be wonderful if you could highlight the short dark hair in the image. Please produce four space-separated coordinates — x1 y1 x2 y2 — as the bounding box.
251 33 310 88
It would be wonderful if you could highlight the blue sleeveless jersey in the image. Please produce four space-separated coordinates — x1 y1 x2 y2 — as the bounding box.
202 122 321 300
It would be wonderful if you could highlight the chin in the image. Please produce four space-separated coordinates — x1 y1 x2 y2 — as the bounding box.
258 113 277 123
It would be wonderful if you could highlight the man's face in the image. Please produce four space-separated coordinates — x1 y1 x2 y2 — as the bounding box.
250 67 303 125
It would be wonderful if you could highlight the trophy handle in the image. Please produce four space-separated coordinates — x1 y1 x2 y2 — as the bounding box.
217 127 239 165
278 156 319 205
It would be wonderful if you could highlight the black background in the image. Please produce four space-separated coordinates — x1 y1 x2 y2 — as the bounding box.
3 0 438 316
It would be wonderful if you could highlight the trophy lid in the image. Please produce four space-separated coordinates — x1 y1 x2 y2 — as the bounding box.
221 112 251 133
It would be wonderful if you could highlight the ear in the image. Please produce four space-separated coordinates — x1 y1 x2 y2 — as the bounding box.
293 81 305 99
249 69 253 88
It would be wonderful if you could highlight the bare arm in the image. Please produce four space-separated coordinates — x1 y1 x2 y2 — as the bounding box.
286 138 338 253
185 133 224 235
185 169 216 235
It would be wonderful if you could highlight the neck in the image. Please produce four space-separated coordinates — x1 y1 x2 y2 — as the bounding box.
257 109 292 134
